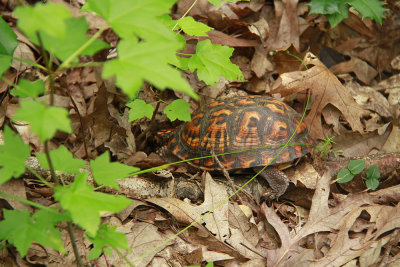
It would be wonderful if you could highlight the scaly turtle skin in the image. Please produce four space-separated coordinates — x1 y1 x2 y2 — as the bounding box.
160 95 314 198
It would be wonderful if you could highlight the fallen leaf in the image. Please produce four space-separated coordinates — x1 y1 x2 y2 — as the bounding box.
330 57 378 85
381 125 400 153
272 52 365 139
268 0 300 51
148 173 229 239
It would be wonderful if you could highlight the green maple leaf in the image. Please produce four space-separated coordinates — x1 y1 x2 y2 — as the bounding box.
36 145 86 174
126 99 154 121
0 16 18 78
0 126 30 185
87 223 129 260
14 3 108 62
188 39 243 85
0 209 65 257
347 0 388 24
325 2 350 27
13 2 70 43
164 99 191 122
54 172 131 236
12 79 45 98
103 36 197 99
308 0 341 14
82 0 177 41
90 151 139 189
177 17 213 36
208 0 249 7
13 100 72 142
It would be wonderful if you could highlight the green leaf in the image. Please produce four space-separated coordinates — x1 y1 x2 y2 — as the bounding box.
308 0 340 14
54 172 131 236
0 209 65 257
36 145 86 174
164 99 191 122
348 160 365 175
126 99 154 121
365 177 379 190
177 17 213 37
347 0 388 24
14 3 108 62
86 223 129 260
90 151 139 189
157 14 177 30
188 39 243 85
0 16 18 77
102 36 197 99
12 79 45 98
82 0 177 41
366 165 380 180
326 2 350 27
0 126 30 185
13 100 72 142
41 17 109 62
14 3 70 44
208 0 249 7
337 168 354 183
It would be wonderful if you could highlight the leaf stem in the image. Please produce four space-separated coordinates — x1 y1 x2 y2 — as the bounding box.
67 222 84 267
58 24 108 70
12 57 47 71
26 165 54 188
172 0 199 31
0 192 59 214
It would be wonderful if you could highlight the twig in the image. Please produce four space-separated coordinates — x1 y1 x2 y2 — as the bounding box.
67 88 89 159
67 222 84 267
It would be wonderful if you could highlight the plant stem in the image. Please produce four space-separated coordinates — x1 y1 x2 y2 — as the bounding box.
44 141 60 186
67 222 84 267
172 0 199 31
58 24 108 70
26 166 54 188
0 192 59 214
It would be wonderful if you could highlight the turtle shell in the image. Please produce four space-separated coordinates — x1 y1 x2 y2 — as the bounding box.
166 95 314 171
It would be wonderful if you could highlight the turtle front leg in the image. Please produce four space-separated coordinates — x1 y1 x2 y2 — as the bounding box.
253 167 290 200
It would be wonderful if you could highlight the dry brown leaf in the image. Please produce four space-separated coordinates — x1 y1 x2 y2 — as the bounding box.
251 46 273 78
382 125 400 153
11 43 35 73
289 161 319 189
321 104 341 134
206 30 260 47
330 57 378 85
271 52 364 139
95 220 173 267
0 180 32 212
346 81 392 118
148 173 229 239
268 0 300 51
333 129 391 157
225 204 263 259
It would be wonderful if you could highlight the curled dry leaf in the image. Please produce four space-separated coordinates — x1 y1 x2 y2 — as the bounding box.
147 173 264 260
330 57 378 85
267 0 301 51
272 52 364 139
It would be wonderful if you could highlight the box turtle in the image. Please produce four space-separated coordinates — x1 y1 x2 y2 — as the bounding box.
158 95 314 198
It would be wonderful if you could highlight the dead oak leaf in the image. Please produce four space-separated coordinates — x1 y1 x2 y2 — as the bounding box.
272 52 364 140
148 173 229 240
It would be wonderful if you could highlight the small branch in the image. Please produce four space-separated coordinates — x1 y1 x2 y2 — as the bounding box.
44 141 60 186
0 192 59 214
67 222 84 267
58 24 108 70
67 89 89 159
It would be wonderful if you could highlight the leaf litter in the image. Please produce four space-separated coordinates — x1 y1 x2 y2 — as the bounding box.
1 0 400 266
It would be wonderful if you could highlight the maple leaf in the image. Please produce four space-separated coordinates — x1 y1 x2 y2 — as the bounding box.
271 52 364 140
